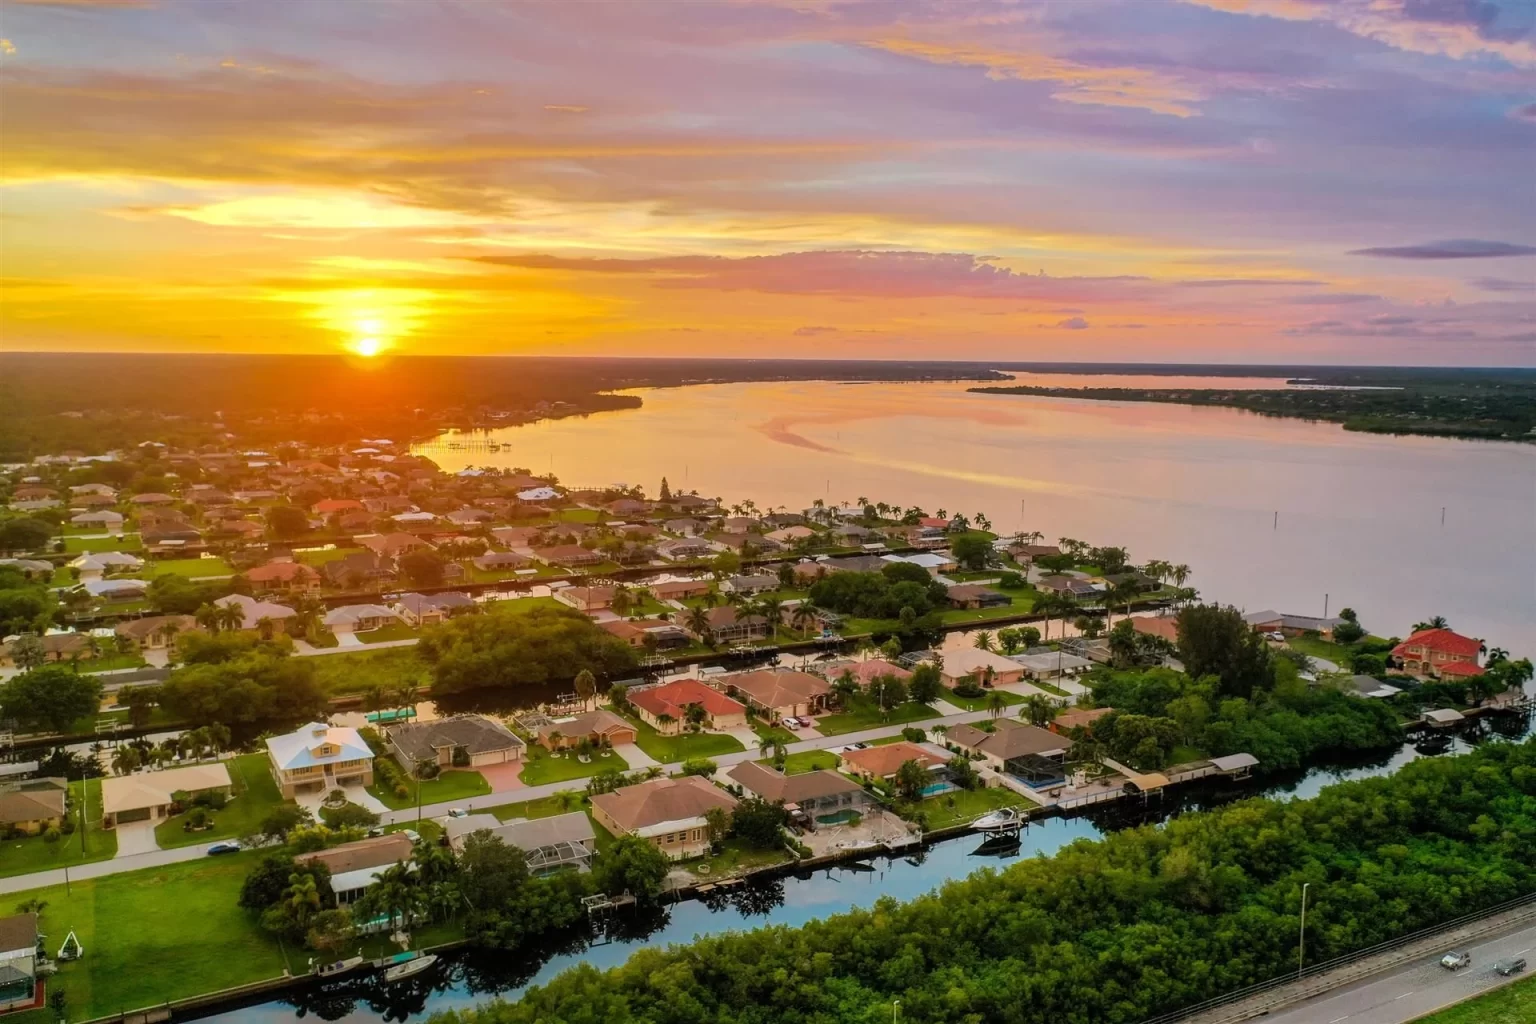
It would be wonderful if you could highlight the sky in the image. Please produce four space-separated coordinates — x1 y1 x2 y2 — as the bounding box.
1 0 1533 365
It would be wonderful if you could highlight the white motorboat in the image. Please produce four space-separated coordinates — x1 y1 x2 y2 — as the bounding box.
315 955 365 978
383 953 438 983
971 807 1022 833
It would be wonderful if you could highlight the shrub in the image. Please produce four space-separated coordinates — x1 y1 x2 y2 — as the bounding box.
901 727 927 742
394 784 410 800
204 789 228 810
43 826 61 844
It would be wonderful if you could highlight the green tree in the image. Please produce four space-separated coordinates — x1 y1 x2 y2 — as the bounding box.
0 666 103 734
593 834 670 903
731 796 789 849
399 550 448 587
1175 603 1275 699
908 663 942 705
893 758 928 801
264 505 310 539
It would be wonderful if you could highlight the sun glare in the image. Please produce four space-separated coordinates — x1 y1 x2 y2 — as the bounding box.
350 336 383 357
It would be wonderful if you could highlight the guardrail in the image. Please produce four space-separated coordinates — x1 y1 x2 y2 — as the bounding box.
1138 889 1536 1024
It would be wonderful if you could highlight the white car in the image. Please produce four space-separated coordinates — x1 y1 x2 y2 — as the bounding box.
1439 951 1471 970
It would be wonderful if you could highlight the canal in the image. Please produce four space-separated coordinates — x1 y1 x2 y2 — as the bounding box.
197 707 1533 1024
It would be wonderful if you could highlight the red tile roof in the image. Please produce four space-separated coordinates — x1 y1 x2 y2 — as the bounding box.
628 679 745 720
1392 628 1482 659
1436 660 1486 677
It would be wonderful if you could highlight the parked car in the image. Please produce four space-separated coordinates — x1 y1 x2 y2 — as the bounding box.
1440 951 1471 970
366 826 385 837
206 841 242 856
1494 957 1527 976
403 829 421 843
446 808 469 818
783 717 803 729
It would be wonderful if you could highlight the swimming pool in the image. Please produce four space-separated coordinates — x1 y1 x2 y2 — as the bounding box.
920 780 957 797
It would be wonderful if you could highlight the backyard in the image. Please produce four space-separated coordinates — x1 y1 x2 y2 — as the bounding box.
368 766 492 811
0 779 115 879
80 652 149 674
625 715 745 764
681 837 793 880
771 749 841 774
153 753 284 849
913 786 1036 831
518 743 629 786
815 701 941 736
355 622 419 644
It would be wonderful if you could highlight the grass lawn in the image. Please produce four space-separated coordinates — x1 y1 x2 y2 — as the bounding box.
495 595 562 615
153 753 285 849
62 534 142 553
750 722 798 748
355 622 420 644
143 556 234 578
815 701 941 736
0 779 116 879
305 645 426 695
1286 633 1383 667
1413 975 1536 1023
80 651 149 673
4 853 288 1022
768 749 841 774
912 785 1036 831
937 590 1038 626
942 686 1025 712
625 716 745 764
682 837 793 879
368 767 492 811
294 546 365 566
518 744 629 786
486 792 588 821
1167 745 1209 766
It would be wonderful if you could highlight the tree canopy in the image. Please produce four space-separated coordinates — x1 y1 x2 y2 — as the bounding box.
1176 603 1275 698
808 566 948 620
0 665 103 734
417 605 637 696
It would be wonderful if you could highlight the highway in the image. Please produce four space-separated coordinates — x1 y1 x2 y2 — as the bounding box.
1259 920 1536 1024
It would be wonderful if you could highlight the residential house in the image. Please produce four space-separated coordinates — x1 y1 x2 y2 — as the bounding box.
473 550 532 573
722 669 831 720
655 538 714 561
70 483 116 498
1242 610 1345 638
446 508 493 527
590 776 738 861
607 498 650 515
945 584 1012 610
129 492 178 506
491 526 541 549
840 741 943 782
536 709 637 751
598 618 691 650
1007 542 1062 563
821 554 891 574
766 525 817 544
517 487 561 502
69 493 118 510
1010 650 1093 681
298 833 413 906
721 574 777 596
1343 675 1404 699
1049 707 1114 736
359 532 435 562
444 811 597 872
361 495 415 516
1037 575 1102 600
648 578 712 601
392 591 475 626
718 516 758 533
664 518 706 536
323 604 400 634
724 761 872 823
99 763 233 828
322 550 397 588
386 714 525 768
79 578 148 602
0 913 38 1012
554 585 616 613
245 559 322 594
815 658 912 689
628 679 748 734
712 532 781 555
945 720 1068 780
695 605 770 644
312 498 365 516
883 551 957 574
265 722 374 798
532 544 604 568
0 784 65 835
69 551 144 579
214 593 297 630
938 648 1026 687
69 510 125 529
1391 628 1484 679
115 614 197 652
1131 616 1180 644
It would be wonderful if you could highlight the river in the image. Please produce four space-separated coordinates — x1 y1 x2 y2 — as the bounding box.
199 710 1534 1024
413 374 1535 647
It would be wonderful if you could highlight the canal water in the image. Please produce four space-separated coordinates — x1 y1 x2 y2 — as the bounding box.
197 708 1533 1024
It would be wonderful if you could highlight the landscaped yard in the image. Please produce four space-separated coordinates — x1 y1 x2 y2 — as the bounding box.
368 766 492 811
0 779 116 879
496 595 562 615
153 753 285 849
912 785 1036 831
625 715 745 764
142 556 234 578
682 837 793 879
80 651 149 674
750 722 799 748
486 792 587 821
942 686 1025 712
3 853 288 1022
305 645 427 695
815 701 941 736
355 622 420 644
1415 975 1536 1023
518 743 629 786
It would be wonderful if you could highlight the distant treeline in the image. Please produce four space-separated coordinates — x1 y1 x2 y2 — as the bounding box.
973 367 1536 442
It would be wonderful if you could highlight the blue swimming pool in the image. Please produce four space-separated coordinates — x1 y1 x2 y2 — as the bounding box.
920 780 957 797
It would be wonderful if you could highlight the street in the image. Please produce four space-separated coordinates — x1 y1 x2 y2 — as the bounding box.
1258 920 1536 1024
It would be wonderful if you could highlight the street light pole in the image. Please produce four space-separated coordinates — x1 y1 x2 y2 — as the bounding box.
1298 882 1311 979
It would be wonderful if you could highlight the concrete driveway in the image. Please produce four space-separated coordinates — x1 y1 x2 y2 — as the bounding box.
613 743 659 769
112 820 161 857
477 761 526 794
294 781 388 816
334 631 364 648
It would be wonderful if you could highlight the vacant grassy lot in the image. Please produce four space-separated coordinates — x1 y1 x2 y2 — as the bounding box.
153 753 284 849
368 767 492 811
4 853 288 1022
0 779 116 879
63 534 142 554
942 686 1025 712
519 744 629 786
1286 633 1386 668
305 645 426 695
143 556 234 578
770 749 841 774
486 792 587 821
815 701 940 736
681 837 793 879
1413 975 1536 1023
625 716 745 764
355 622 419 644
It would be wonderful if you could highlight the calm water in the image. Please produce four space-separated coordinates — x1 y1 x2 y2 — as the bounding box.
417 375 1536 646
201 713 1533 1024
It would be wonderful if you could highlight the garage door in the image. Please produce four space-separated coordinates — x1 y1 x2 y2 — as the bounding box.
115 807 152 824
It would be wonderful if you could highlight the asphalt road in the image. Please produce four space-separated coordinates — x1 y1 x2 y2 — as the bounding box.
1260 920 1536 1024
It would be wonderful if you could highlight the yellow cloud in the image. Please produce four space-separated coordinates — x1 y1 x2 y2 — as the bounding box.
142 192 477 230
543 104 590 113
1 39 16 55
867 38 1203 117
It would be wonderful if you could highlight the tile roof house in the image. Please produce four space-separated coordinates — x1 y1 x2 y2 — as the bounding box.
265 722 374 798
945 584 1012 609
0 787 65 835
628 679 748 734
598 618 691 650
0 913 39 1012
648 578 712 600
298 833 413 905
322 550 397 587
392 591 475 626
723 669 831 720
360 532 436 561
945 720 1067 772
553 585 616 613
839 741 942 781
533 544 604 567
590 776 737 861
1243 610 1345 637
385 714 525 768
1132 616 1181 644
115 613 198 650
322 603 400 632
245 559 322 593
1392 628 1484 678
938 648 1026 686
100 763 232 828
473 550 532 572
697 605 770 644
536 709 636 750
214 593 296 627
816 658 912 688
724 761 870 820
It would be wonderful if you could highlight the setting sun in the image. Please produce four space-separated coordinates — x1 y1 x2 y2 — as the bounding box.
349 336 383 357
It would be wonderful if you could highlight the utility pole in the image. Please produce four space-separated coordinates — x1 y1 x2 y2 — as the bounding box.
1273 510 1279 530
1298 882 1311 979
1323 593 1329 619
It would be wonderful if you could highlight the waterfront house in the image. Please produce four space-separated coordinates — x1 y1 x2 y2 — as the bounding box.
100 762 232 828
647 578 712 601
884 551 957 574
628 679 748 734
1391 628 1483 679
536 709 637 751
1049 707 1114 736
1242 610 1344 638
697 605 770 644
444 811 596 872
322 551 397 587
323 603 400 634
721 573 777 596
554 585 616 613
945 584 1011 610
299 833 413 906
392 591 475 626
533 544 604 568
938 648 1025 687
0 913 38 1012
265 722 374 798
359 531 436 562
246 559 322 594
945 720 1067 778
598 618 691 650
1038 575 1102 600
590 776 737 861
724 761 871 824
473 550 532 573
386 715 524 769
723 669 831 720
1131 616 1180 644
655 538 714 562
815 658 912 690
1010 649 1093 681
840 741 942 783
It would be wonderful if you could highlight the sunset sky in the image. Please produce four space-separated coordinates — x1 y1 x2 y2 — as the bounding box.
1 0 1533 364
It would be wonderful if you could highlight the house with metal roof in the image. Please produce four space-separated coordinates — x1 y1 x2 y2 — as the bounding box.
265 722 374 798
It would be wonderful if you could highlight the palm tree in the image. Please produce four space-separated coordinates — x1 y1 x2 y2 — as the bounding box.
611 586 634 618
217 601 246 633
1171 564 1191 589
790 601 819 637
255 616 276 641
656 712 677 735
986 690 1008 719
757 596 784 637
573 669 597 707
1413 615 1450 631
973 630 995 652
893 759 928 802
194 603 221 634
1020 694 1053 727
684 605 711 639
110 746 140 775
282 872 323 932
683 703 708 734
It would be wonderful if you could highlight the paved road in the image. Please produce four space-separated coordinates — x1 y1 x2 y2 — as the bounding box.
1260 921 1536 1024
0 844 210 895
